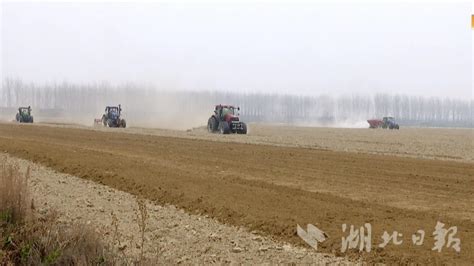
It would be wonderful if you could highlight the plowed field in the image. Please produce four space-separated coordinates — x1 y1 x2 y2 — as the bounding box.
0 123 472 264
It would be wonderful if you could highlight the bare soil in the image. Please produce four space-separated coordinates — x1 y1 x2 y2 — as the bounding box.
3 154 346 264
0 122 472 264
40 122 474 162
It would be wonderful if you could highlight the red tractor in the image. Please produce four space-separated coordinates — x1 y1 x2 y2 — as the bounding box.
208 105 247 134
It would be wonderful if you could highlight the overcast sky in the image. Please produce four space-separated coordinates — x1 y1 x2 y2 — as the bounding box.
1 2 472 98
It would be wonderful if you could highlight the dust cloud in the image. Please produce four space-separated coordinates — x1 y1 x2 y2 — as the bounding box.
1 79 472 129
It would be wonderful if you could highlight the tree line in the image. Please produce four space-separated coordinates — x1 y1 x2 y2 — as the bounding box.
1 78 472 127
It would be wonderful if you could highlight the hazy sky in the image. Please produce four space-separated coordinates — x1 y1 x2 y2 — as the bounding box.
1 2 472 98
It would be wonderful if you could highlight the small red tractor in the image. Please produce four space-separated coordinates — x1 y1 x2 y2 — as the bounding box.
208 105 247 134
367 117 399 129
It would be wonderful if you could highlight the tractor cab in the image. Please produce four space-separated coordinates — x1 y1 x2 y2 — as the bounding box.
105 105 121 116
215 105 240 120
19 107 31 115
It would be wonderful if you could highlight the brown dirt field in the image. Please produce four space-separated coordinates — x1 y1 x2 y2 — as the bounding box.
6 154 347 264
39 122 474 163
0 123 473 264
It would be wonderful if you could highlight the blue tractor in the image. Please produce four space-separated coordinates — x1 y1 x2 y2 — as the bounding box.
382 117 399 130
101 105 126 128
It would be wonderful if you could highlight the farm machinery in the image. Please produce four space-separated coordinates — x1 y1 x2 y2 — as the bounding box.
367 116 399 129
208 105 247 134
96 105 126 128
15 106 34 123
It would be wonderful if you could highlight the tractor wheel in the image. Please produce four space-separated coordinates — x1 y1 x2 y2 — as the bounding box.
208 117 218 132
207 117 212 132
238 123 247 134
30 116 34 123
395 125 399 130
219 122 230 134
102 115 107 127
15 113 20 122
121 119 127 128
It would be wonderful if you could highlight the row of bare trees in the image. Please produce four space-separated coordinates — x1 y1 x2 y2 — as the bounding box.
1 78 472 127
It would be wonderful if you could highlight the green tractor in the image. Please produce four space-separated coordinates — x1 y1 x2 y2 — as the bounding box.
15 106 34 123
